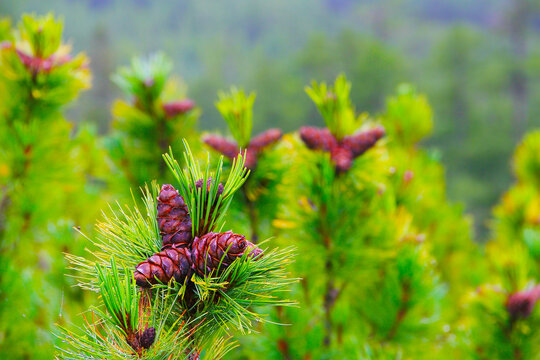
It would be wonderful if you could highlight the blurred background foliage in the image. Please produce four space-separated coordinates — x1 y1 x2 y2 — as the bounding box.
2 0 540 237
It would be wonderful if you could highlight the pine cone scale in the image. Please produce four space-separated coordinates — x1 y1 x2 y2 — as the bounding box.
134 244 192 288
191 231 262 276
249 128 283 152
158 184 192 247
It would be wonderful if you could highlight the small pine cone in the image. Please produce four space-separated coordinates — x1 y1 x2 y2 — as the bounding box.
195 178 224 197
506 285 540 319
203 134 240 159
15 49 48 74
134 244 192 288
331 146 353 173
143 77 155 88
249 129 283 153
341 125 385 158
162 99 195 118
299 126 338 152
191 231 262 276
194 178 225 230
158 184 192 247
139 327 156 349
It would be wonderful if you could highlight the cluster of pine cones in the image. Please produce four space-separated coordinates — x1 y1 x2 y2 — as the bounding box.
162 99 194 118
300 125 385 173
134 184 263 288
203 129 282 169
506 284 540 320
1 41 74 75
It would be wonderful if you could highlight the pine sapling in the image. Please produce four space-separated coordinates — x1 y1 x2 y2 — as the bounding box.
108 53 199 190
60 141 296 359
0 14 91 358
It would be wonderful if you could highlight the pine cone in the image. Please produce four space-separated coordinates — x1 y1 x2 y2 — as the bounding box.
299 126 338 151
330 146 353 173
341 126 385 157
506 285 540 319
162 99 194 118
249 129 282 152
203 134 239 159
157 184 192 247
243 149 258 170
195 178 224 196
191 231 262 276
139 327 156 349
134 244 192 288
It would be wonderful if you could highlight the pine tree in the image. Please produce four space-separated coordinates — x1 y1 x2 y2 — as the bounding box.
379 84 482 311
0 14 99 358
59 142 296 359
107 53 200 192
203 87 285 243
466 130 540 359
238 75 454 359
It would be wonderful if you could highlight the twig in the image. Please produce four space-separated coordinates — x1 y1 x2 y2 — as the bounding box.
385 281 411 341
320 201 336 348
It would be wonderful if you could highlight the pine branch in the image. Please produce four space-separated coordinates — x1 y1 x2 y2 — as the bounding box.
215 87 255 148
305 74 360 141
66 183 161 291
163 140 250 237
190 245 297 336
63 139 296 359
95 258 141 338
111 52 172 107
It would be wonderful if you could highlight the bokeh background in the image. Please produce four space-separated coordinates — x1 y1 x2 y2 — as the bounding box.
2 0 540 237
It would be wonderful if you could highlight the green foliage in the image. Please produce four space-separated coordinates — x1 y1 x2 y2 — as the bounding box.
192 245 296 335
383 84 433 146
305 74 360 140
112 53 172 105
0 17 11 41
206 87 287 243
380 85 482 305
61 143 296 359
96 259 142 336
0 14 100 359
465 130 540 358
229 145 288 241
164 141 250 237
466 284 540 360
57 262 198 359
0 7 537 358
231 79 491 359
66 183 162 292
513 130 540 188
215 87 256 148
108 53 200 192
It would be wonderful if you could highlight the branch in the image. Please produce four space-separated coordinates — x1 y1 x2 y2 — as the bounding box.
163 140 249 237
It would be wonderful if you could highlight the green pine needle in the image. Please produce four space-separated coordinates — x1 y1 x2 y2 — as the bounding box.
95 258 141 336
163 140 250 237
305 73 361 140
215 87 255 148
191 245 298 335
66 183 161 291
